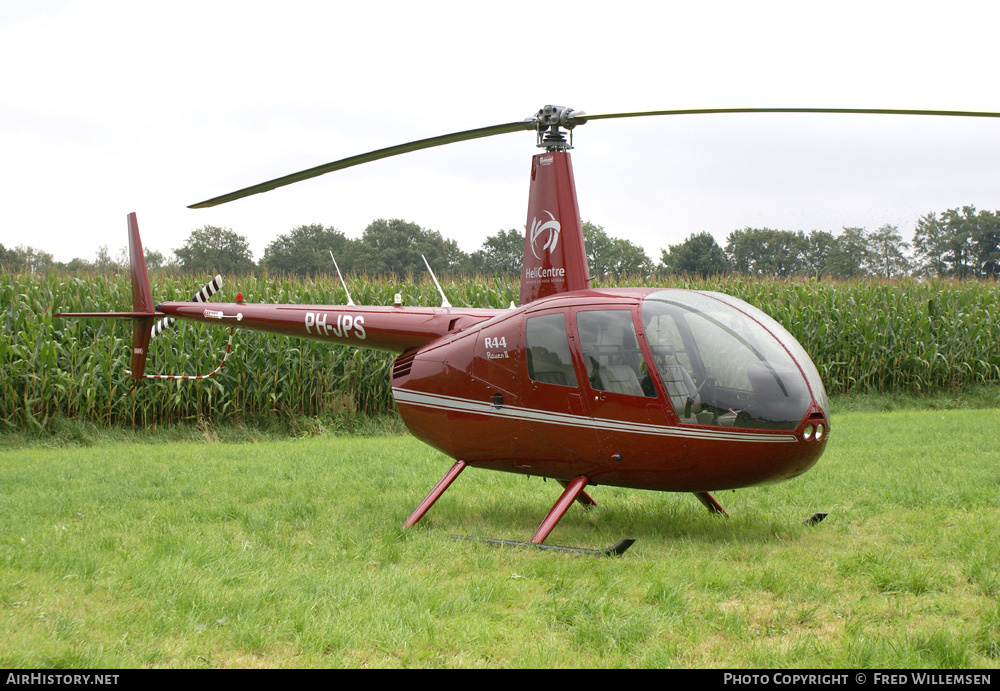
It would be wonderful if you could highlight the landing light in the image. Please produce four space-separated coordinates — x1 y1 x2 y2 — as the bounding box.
802 424 815 441
815 424 825 441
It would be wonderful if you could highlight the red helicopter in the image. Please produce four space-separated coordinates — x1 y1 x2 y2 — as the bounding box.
56 105 999 555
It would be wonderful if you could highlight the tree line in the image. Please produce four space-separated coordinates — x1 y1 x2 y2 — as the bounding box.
663 206 1000 280
3 206 998 280
177 219 661 279
0 219 656 280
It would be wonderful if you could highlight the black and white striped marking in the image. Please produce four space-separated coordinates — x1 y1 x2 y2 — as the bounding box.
151 274 223 338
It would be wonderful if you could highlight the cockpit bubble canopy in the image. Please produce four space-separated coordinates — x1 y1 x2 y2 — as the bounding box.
640 290 829 430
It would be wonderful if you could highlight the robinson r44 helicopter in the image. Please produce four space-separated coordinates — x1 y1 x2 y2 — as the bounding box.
56 105 1000 555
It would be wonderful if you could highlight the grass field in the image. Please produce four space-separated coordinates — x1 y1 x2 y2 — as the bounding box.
1 408 998 668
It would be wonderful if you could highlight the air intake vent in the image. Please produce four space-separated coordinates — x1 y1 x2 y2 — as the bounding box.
392 349 418 380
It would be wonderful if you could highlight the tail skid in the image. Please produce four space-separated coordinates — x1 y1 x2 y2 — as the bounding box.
126 328 235 381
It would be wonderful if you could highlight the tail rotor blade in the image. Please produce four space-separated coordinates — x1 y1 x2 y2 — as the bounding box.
151 274 223 338
192 274 223 303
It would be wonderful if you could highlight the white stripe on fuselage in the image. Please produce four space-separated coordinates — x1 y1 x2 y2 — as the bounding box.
391 389 798 444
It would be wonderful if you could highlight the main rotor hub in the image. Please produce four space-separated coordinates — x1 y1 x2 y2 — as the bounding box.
532 105 588 152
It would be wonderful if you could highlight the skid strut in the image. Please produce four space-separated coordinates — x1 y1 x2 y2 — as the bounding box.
404 460 467 529
693 491 730 517
531 475 590 544
559 479 597 507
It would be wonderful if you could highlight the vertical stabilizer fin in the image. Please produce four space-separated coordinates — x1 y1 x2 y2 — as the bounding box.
126 213 154 379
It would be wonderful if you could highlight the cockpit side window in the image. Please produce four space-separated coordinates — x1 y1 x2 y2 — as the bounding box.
643 308 703 419
576 310 657 398
525 313 578 387
641 290 812 429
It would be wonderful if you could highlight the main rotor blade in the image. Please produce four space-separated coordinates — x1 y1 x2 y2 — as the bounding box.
189 119 534 208
190 106 1000 209
574 106 1000 124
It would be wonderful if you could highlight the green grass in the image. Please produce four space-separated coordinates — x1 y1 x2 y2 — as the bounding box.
0 412 408 451
829 385 1000 413
1 408 998 668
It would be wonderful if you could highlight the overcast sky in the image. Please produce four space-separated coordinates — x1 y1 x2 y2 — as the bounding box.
3 0 1000 266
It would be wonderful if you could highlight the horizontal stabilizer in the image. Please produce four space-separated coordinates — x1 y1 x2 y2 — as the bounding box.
54 311 164 319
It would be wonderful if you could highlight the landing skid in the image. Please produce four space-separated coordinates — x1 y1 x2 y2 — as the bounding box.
406 464 625 553
455 535 636 557
406 463 822 553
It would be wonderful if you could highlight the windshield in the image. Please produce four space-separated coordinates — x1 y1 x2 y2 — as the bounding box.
641 290 823 430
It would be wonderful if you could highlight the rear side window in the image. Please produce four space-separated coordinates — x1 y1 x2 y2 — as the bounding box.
526 313 578 387
577 310 657 398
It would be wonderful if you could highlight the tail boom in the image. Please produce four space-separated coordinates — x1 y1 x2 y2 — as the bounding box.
156 302 503 354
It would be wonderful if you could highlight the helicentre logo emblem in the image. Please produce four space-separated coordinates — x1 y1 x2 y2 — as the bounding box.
529 210 560 260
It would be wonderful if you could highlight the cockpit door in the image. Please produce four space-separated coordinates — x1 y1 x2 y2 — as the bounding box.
572 307 686 463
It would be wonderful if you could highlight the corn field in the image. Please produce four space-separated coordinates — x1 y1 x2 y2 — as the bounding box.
2 271 999 431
